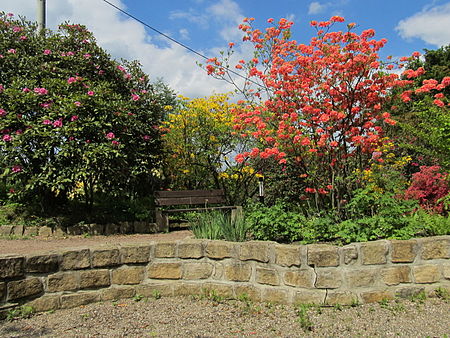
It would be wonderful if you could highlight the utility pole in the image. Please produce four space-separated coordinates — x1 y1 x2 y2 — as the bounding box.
37 0 46 34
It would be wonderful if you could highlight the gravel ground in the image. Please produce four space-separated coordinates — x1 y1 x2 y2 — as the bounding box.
1 295 449 337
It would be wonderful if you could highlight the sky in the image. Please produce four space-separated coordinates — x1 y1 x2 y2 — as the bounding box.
1 0 449 98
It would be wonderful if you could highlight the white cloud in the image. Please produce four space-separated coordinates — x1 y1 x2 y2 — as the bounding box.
396 3 450 47
308 2 327 15
0 0 240 98
179 28 190 40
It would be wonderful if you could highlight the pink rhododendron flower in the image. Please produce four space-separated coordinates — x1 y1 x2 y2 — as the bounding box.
87 91 94 96
2 134 12 142
43 49 51 55
83 53 91 59
111 140 120 146
106 132 115 139
0 109 6 117
7 13 14 17
0 85 4 92
13 26 23 32
117 65 125 72
53 119 63 128
66 51 74 56
42 119 51 125
74 101 81 106
34 87 48 95
22 87 30 92
40 102 52 108
15 129 23 135
70 115 79 121
143 135 150 140
12 165 22 173
131 94 140 101
7 49 16 54
19 35 27 41
67 77 77 84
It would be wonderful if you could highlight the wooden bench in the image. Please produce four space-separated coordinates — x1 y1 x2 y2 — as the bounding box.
154 189 241 232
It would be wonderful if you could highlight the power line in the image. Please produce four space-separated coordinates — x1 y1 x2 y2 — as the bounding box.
99 0 265 89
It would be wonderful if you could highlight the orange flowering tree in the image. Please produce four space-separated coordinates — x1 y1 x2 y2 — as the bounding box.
204 16 449 212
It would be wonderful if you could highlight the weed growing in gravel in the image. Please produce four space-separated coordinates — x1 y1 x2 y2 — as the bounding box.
434 287 449 301
379 298 390 309
410 290 427 303
7 305 34 321
296 304 314 332
133 294 144 302
152 290 162 300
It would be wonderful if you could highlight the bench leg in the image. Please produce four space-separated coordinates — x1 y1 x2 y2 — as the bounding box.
155 209 170 233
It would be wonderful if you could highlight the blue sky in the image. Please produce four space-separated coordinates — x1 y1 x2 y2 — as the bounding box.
1 0 449 97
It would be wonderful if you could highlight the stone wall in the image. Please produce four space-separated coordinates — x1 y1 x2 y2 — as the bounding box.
0 221 162 238
1 236 449 317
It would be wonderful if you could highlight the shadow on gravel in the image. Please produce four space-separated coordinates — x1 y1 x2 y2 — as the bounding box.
0 323 53 337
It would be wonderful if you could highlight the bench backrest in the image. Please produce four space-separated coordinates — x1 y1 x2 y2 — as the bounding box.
155 189 226 207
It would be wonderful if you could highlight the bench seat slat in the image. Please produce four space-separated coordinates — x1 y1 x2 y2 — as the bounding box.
155 189 224 198
163 206 237 213
156 196 226 206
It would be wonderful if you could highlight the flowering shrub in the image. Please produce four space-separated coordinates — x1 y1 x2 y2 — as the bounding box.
162 93 258 204
405 166 449 214
0 13 173 210
203 16 449 212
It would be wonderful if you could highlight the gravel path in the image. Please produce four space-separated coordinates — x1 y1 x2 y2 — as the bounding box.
1 295 449 337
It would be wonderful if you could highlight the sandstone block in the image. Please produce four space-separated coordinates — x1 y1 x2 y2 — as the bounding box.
203 282 234 299
25 254 59 273
294 290 326 305
119 221 133 234
38 226 53 237
154 241 177 258
135 283 173 298
325 291 357 305
60 249 90 270
0 256 24 279
148 263 182 279
23 226 38 236
315 269 342 289
91 247 120 267
112 266 145 284
361 241 388 265
0 225 13 236
12 224 24 236
360 290 394 304
101 286 136 301
7 277 43 300
261 288 288 304
284 269 315 288
275 245 301 267
341 245 358 265
28 295 60 312
104 223 119 235
235 284 261 302
178 240 204 259
133 221 150 234
395 286 425 299
443 264 450 279
47 272 79 292
224 262 252 282
173 283 204 296
381 266 411 286
346 269 378 288
53 227 66 238
413 265 441 283
307 244 339 267
0 282 6 300
206 241 235 259
79 269 111 289
212 263 224 279
120 244 151 264
183 262 213 280
88 224 104 236
391 240 417 263
60 292 100 309
256 268 279 286
239 241 270 262
421 238 450 260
